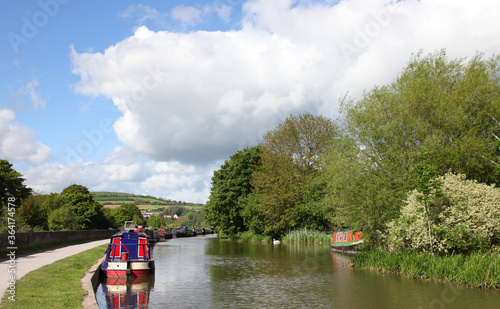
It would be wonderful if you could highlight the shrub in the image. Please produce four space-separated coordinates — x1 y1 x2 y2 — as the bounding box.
386 172 500 254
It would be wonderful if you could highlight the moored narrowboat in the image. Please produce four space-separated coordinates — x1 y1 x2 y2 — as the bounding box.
331 229 364 253
101 221 155 277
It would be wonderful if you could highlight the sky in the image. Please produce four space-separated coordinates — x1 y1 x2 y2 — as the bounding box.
1 0 500 204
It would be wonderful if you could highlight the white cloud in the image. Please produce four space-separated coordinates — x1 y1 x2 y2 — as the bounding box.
0 108 51 164
120 4 162 25
204 3 232 22
21 79 47 110
171 5 202 27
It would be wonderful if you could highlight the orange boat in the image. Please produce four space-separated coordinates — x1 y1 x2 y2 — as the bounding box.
331 229 364 253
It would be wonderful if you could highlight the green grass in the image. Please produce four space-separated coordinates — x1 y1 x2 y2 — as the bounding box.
351 249 500 289
0 244 107 309
282 229 331 244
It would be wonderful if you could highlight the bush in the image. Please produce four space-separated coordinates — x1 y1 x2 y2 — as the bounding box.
386 172 500 254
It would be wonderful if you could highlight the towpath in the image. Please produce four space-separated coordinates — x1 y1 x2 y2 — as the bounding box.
0 239 109 304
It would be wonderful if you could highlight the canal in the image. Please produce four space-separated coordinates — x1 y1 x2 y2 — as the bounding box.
95 234 500 308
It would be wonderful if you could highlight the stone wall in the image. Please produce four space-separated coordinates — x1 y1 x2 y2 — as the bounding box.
0 229 118 252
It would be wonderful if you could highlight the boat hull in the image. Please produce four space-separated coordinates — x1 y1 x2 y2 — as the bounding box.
103 261 155 278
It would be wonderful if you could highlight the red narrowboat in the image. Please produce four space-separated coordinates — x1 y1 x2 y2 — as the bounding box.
101 221 155 277
331 229 364 253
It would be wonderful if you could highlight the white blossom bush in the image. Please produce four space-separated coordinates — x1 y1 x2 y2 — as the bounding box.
386 172 500 254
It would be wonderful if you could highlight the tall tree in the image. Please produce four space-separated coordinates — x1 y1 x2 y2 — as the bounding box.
0 159 31 209
322 50 500 243
204 146 261 237
59 184 106 229
253 113 337 237
110 203 145 227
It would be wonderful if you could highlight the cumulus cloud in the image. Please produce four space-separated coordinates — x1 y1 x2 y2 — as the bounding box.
0 108 51 164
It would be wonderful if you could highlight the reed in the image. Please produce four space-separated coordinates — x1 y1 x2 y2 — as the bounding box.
282 229 331 244
230 231 272 243
351 249 500 289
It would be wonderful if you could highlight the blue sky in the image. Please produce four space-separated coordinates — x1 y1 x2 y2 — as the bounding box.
1 0 500 203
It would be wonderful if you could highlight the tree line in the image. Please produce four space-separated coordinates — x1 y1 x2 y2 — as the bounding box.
204 50 500 253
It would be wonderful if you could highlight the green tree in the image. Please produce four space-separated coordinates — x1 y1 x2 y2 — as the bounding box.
110 203 145 228
147 215 165 228
0 159 31 210
322 50 500 244
59 184 106 229
48 207 79 231
253 113 337 237
204 146 261 237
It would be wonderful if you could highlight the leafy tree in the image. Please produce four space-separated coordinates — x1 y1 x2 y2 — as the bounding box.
110 203 145 228
323 50 500 243
162 205 187 217
59 184 106 229
0 159 31 210
253 113 337 237
204 146 261 236
48 207 79 231
147 215 165 228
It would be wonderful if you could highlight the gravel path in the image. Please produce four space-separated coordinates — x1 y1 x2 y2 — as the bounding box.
0 239 109 304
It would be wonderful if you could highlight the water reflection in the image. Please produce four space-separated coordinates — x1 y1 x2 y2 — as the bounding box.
96 276 154 309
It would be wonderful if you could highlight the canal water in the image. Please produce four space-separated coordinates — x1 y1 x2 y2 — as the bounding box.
95 234 500 308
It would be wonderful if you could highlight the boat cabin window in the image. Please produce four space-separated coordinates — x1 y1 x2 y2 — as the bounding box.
343 233 347 241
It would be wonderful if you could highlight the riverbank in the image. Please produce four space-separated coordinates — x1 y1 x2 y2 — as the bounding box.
0 244 107 308
351 249 500 289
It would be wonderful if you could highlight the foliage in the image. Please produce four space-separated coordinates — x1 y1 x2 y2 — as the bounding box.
59 184 106 230
48 206 79 231
110 203 145 228
282 228 331 243
0 159 31 210
17 193 62 230
321 50 500 244
204 146 261 236
147 215 165 228
386 172 500 254
253 113 337 237
230 231 272 243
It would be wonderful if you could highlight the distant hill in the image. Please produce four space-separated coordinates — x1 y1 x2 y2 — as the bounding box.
91 191 204 208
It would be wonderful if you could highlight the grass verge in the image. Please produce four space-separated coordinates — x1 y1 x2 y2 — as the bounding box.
351 249 500 289
0 244 107 309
